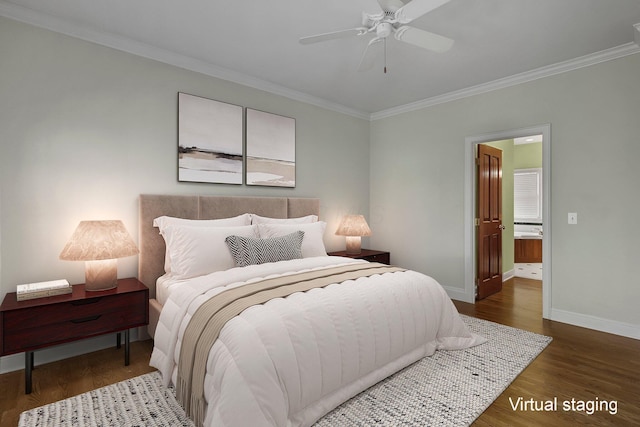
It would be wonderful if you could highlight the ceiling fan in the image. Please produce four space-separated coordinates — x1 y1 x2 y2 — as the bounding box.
299 0 454 73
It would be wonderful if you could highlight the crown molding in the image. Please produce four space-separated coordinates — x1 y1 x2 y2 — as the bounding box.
371 42 640 121
0 2 371 121
2 1 638 123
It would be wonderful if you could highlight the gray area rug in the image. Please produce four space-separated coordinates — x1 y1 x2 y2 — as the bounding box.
19 316 551 427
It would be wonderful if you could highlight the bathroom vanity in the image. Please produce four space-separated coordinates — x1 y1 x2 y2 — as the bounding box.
514 239 542 263
514 224 543 263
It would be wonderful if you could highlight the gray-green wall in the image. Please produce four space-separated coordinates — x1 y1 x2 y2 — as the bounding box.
0 16 372 370
370 52 640 338
0 17 370 306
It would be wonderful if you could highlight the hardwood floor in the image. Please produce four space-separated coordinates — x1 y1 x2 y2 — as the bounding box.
455 277 640 427
1 278 639 426
0 339 156 426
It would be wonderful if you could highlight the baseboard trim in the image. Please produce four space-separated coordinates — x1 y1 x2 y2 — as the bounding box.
550 308 640 340
503 269 515 282
445 271 513 303
0 330 142 374
444 285 474 303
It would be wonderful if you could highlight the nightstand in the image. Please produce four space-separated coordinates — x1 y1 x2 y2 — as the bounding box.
0 278 148 394
328 249 390 265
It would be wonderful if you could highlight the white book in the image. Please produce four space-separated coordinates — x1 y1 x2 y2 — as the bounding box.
17 279 70 294
16 286 72 301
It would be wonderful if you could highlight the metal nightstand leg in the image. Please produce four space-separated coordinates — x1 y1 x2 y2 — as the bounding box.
25 351 34 394
124 329 130 366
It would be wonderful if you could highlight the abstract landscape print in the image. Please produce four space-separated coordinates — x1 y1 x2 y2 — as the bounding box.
178 93 243 184
246 108 295 187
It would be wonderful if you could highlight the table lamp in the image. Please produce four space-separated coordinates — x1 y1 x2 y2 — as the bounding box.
335 214 372 254
60 220 139 291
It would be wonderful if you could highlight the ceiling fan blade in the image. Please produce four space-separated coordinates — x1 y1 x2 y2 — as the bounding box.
358 37 384 71
394 0 450 24
394 25 454 52
299 27 368 44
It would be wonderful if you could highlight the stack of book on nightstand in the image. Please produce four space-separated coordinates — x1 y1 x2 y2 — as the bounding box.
16 279 71 301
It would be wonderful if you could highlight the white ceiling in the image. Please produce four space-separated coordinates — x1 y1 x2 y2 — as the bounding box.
2 0 640 119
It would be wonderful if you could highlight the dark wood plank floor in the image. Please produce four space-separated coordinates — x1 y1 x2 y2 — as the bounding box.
1 277 639 426
455 277 640 427
0 339 156 426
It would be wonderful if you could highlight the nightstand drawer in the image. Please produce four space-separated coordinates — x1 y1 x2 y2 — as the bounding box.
327 249 391 265
3 292 145 330
365 252 390 264
3 309 146 353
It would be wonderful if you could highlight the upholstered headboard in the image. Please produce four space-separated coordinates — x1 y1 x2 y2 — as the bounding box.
138 194 320 299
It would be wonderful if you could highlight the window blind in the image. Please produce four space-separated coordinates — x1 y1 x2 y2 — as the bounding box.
514 168 542 223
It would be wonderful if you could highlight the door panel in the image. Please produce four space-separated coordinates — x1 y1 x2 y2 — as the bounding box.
477 144 503 299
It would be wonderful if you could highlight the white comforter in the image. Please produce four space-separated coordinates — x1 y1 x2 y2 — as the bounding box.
150 256 485 427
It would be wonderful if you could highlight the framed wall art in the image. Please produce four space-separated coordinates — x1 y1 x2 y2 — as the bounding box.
246 108 296 187
178 92 243 184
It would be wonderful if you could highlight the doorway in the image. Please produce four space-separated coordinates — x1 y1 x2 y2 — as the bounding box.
513 136 543 280
464 125 551 319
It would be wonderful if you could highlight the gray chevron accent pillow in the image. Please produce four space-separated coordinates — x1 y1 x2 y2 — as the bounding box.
225 231 305 267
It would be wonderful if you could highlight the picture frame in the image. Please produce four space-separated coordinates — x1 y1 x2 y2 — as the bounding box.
246 108 296 187
178 92 243 184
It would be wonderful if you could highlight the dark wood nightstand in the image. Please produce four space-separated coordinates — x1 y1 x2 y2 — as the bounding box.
0 278 148 393
328 249 390 265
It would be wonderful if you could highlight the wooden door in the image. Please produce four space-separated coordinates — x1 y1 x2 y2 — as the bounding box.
476 144 503 299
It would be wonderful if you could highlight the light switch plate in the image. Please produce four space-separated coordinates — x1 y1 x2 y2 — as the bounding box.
568 212 578 224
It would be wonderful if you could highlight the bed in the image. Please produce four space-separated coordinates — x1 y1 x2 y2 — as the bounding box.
139 194 485 427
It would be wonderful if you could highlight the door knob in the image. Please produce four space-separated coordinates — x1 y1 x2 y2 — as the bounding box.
498 225 506 230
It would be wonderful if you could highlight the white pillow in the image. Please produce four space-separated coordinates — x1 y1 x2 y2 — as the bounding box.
154 214 252 273
154 214 251 230
251 214 318 224
257 222 328 258
162 224 258 279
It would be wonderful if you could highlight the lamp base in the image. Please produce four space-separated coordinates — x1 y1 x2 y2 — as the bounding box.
345 236 362 255
85 259 118 291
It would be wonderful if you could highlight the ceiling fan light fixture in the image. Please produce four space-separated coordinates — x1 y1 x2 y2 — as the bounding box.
377 22 393 38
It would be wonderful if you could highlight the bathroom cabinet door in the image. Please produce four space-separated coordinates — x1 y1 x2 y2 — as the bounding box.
514 239 542 263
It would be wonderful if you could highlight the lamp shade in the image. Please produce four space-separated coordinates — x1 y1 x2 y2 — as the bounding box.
60 220 139 261
335 215 372 237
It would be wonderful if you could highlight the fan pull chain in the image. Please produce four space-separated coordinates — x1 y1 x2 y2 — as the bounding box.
384 38 388 73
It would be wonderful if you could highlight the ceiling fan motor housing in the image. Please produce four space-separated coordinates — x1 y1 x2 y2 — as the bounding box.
376 22 393 38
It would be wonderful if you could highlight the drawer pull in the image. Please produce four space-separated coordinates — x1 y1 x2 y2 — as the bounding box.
70 315 101 324
71 297 101 306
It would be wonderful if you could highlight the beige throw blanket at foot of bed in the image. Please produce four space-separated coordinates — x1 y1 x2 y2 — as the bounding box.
177 262 404 426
